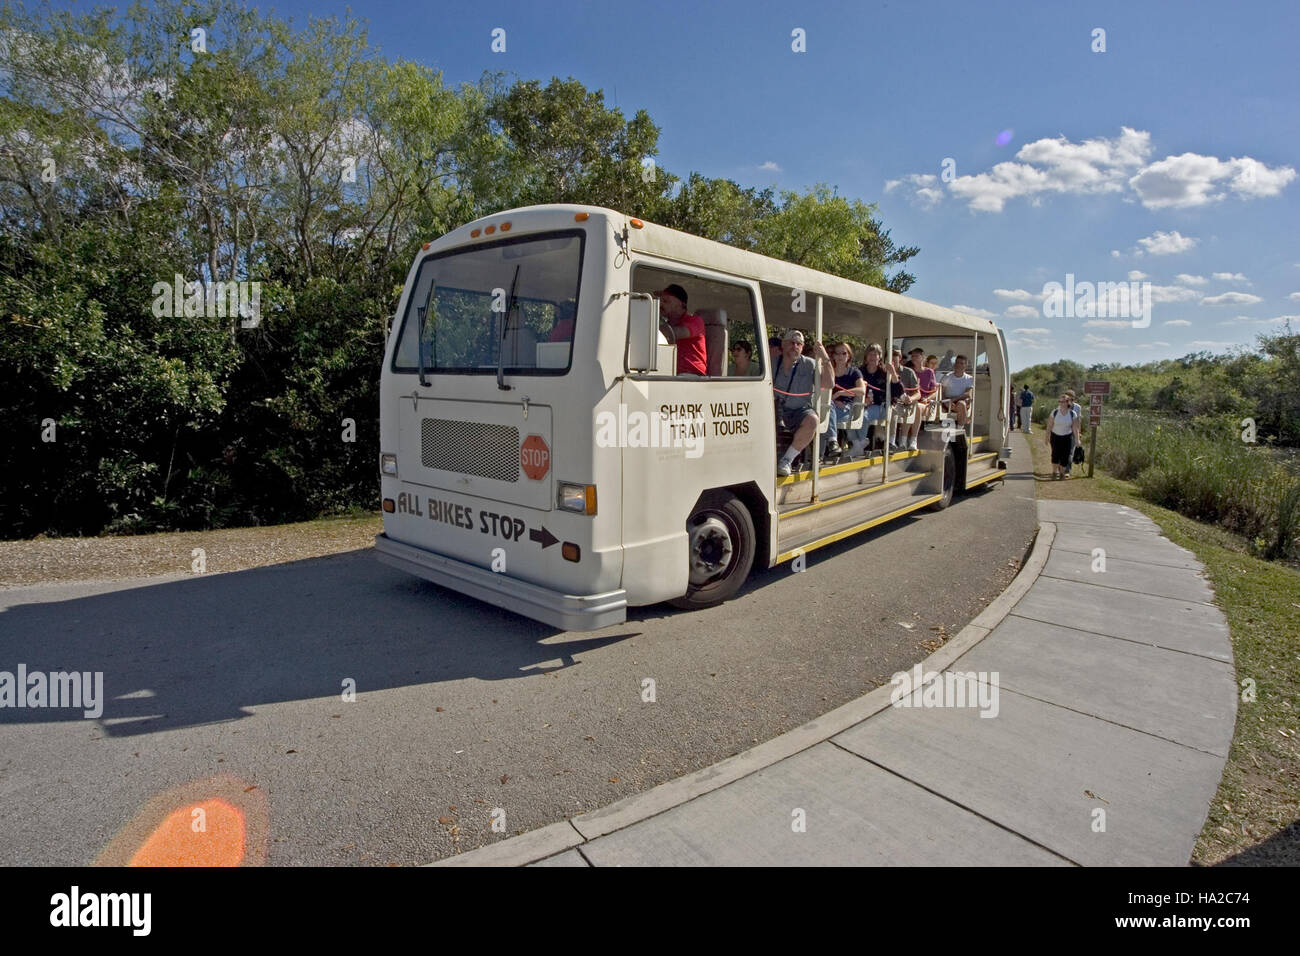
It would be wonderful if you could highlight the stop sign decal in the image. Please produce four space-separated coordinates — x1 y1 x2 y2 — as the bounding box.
521 435 550 480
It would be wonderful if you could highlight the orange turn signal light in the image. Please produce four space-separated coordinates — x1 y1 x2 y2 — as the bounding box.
562 542 580 562
500 221 511 231
629 218 644 229
382 498 395 513
485 225 495 234
574 212 589 222
470 228 481 238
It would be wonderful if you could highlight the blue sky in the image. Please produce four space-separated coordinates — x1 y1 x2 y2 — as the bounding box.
126 1 1300 368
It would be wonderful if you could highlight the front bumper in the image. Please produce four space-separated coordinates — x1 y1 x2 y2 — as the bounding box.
374 534 627 631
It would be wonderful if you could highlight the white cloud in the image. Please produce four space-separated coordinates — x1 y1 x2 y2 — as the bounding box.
1009 338 1052 351
993 288 1047 302
951 304 995 318
909 127 1294 213
1150 284 1202 303
1014 327 1050 335
885 173 942 207
947 127 1151 212
1004 305 1041 319
1082 334 1122 348
1218 315 1292 325
1163 320 1192 327
1111 250 1121 258
1128 270 1148 281
1083 319 1134 328
1130 153 1296 209
1175 274 1207 286
1189 340 1237 348
1289 292 1300 301
1201 291 1263 306
759 161 782 173
1213 272 1249 282
1137 230 1198 255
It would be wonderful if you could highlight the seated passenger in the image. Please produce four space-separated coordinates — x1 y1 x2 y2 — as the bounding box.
730 339 754 376
940 354 975 426
848 342 892 457
890 347 920 450
827 342 865 460
901 347 932 450
773 329 833 476
657 283 707 376
547 301 576 342
923 354 942 422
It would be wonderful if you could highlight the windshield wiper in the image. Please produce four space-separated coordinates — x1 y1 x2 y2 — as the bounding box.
416 302 429 387
497 264 520 391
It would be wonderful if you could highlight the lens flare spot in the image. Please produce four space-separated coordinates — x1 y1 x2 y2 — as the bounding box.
996 129 1014 146
128 799 246 866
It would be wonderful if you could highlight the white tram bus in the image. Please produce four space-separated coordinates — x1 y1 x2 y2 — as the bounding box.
375 204 1011 630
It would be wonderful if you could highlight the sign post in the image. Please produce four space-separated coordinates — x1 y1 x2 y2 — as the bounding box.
1084 382 1109 478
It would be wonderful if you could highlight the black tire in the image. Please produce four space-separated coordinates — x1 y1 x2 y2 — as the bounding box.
668 490 756 609
929 444 957 510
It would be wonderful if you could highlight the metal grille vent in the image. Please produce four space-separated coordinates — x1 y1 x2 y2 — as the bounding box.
421 419 520 482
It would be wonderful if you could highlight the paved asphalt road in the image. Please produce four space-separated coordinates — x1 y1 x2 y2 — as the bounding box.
0 436 1036 865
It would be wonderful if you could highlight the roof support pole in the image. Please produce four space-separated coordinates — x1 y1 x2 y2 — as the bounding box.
883 311 893 484
811 295 823 503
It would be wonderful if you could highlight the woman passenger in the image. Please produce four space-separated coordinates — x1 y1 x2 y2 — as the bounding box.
1045 394 1081 479
827 342 865 460
850 343 892 457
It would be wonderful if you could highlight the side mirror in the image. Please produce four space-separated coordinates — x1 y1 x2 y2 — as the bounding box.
627 293 659 371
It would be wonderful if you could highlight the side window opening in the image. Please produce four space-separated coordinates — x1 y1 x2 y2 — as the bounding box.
630 265 763 379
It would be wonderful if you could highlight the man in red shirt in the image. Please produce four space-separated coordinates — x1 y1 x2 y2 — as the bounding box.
658 283 707 376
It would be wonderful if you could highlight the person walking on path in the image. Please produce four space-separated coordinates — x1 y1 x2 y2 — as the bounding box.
1019 384 1034 433
1064 390 1083 468
1045 394 1081 479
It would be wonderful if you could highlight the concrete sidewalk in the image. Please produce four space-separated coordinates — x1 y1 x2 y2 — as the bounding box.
436 499 1237 866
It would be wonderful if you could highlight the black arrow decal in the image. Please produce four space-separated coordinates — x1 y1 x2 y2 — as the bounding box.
529 526 558 549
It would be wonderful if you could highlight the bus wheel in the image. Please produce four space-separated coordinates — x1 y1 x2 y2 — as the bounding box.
929 444 956 510
669 491 756 609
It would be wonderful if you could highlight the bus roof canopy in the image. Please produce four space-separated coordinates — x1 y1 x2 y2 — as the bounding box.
481 204 1002 341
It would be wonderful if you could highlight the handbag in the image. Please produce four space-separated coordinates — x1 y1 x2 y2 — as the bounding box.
1073 444 1085 465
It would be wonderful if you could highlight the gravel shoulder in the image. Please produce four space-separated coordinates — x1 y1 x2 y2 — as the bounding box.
0 515 383 588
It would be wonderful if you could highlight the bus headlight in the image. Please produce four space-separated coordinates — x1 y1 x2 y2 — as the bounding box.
380 453 398 477
558 482 596 515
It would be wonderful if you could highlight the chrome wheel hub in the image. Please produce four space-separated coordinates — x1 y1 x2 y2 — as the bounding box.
687 515 734 585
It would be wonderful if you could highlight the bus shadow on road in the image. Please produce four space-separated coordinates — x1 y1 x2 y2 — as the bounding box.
0 549 639 738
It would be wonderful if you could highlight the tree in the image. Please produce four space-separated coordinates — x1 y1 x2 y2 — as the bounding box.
486 77 670 214
754 185 918 291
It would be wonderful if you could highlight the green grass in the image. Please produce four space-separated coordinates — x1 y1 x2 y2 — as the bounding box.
1059 409 1300 561
1028 434 1300 864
